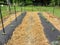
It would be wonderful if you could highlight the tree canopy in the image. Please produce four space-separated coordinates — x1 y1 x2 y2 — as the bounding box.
0 0 60 6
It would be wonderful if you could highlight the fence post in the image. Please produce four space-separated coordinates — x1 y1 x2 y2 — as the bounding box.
53 0 55 16
14 3 17 22
32 5 33 11
9 5 11 15
20 3 22 12
0 5 6 34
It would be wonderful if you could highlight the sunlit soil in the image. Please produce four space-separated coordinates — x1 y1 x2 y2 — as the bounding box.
6 12 50 45
42 12 60 31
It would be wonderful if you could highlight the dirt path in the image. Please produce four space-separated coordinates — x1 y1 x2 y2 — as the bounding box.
0 12 21 30
6 12 50 45
42 12 60 31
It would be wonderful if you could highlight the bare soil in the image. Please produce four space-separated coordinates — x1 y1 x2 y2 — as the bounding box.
6 12 50 45
42 12 60 31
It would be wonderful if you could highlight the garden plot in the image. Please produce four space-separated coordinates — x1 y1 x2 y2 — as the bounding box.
6 12 50 45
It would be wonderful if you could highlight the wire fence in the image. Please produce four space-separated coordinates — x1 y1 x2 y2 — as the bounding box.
0 0 60 34
0 4 21 33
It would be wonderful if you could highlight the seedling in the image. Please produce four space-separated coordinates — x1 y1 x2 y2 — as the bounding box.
51 27 55 31
2 32 6 35
46 19 49 23
10 25 14 27
51 41 59 45
56 35 60 41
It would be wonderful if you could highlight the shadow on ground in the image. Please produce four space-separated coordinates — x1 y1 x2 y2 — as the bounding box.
0 12 26 45
38 13 60 44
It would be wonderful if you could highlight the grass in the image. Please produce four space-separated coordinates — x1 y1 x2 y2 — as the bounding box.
0 5 21 19
40 6 60 18
0 5 60 18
